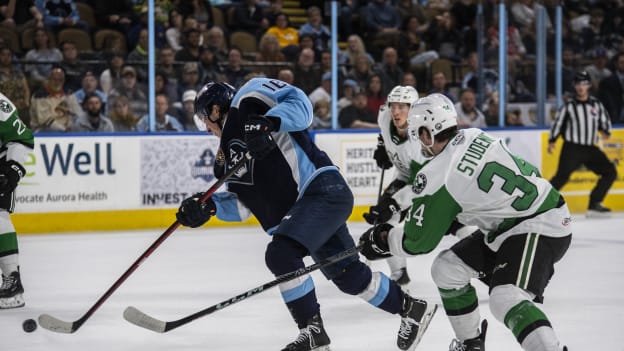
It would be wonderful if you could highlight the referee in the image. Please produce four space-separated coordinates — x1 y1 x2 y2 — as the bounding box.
548 70 617 215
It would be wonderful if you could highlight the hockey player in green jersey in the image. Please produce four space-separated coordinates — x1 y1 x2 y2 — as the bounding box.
0 93 34 309
359 93 572 351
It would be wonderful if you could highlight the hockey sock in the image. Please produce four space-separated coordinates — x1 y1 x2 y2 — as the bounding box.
438 284 481 340
0 231 18 274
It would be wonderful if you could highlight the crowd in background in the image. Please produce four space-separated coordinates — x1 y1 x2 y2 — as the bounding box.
0 0 623 133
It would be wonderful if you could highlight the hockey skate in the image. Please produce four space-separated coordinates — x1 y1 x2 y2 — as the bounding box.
391 267 411 286
397 294 437 350
587 202 611 218
281 313 331 351
449 319 488 351
0 270 25 309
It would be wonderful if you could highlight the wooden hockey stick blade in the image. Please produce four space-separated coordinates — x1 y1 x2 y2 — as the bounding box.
38 153 251 334
38 314 82 334
124 245 362 333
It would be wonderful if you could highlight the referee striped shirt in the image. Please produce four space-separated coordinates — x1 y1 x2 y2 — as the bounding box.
549 96 612 146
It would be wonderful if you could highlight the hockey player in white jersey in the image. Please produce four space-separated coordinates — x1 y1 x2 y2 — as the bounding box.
364 85 422 285
358 94 571 351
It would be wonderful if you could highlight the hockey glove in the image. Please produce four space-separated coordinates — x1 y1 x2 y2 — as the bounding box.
373 135 393 170
244 114 276 160
176 192 217 228
363 194 401 225
0 160 25 194
359 223 393 261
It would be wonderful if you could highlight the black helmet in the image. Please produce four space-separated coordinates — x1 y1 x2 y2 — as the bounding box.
195 82 236 123
573 71 591 84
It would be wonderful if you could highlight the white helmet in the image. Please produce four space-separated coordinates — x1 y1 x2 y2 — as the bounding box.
407 93 457 153
387 86 419 105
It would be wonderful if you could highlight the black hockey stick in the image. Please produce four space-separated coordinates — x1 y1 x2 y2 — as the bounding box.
38 153 251 334
123 244 362 333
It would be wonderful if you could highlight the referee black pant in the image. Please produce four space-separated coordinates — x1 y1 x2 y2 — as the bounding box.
550 141 617 206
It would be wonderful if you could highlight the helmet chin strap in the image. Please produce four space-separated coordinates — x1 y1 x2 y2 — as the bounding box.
419 133 435 157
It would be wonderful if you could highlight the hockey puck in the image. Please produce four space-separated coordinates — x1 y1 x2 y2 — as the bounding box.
22 318 37 333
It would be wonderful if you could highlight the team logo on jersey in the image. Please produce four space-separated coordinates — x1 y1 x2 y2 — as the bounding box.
190 148 216 183
451 132 465 146
562 217 572 227
0 100 12 114
226 140 252 184
412 173 427 194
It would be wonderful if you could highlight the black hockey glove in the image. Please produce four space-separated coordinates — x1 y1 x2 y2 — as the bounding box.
363 194 400 225
176 192 217 228
244 114 276 160
373 135 393 170
0 160 25 194
359 223 393 261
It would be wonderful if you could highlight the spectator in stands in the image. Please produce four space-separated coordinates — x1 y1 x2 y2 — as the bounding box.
277 68 294 85
177 62 203 102
509 0 552 35
99 51 125 95
455 88 487 128
198 47 224 85
293 47 321 95
461 51 499 100
348 55 375 92
398 15 439 70
375 46 404 96
256 32 286 78
598 51 624 123
337 78 359 114
395 0 427 24
401 71 417 90
74 93 114 132
266 12 299 61
157 46 178 86
92 32 128 73
298 6 330 58
0 46 31 126
362 0 401 45
37 0 88 33
95 0 136 37
127 28 149 83
223 47 250 89
428 71 457 102
30 65 81 132
73 70 106 113
483 90 500 126
0 0 44 34
23 28 62 90
339 91 378 129
486 8 527 65
308 72 332 106
557 46 580 98
108 65 148 118
176 0 214 31
59 40 87 91
365 73 386 114
155 70 178 105
177 89 198 131
232 0 269 38
581 8 610 56
422 10 464 62
205 26 229 63
127 6 166 50
181 15 204 47
165 8 184 51
338 34 375 72
585 47 612 91
175 28 202 63
311 99 331 130
108 95 138 132
136 93 184 132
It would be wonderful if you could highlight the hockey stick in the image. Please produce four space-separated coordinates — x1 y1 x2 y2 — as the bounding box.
123 244 362 333
38 153 251 334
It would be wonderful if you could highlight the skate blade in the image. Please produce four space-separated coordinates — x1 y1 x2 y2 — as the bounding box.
586 211 612 219
0 294 25 309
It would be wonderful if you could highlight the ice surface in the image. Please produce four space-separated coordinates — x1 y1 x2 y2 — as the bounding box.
2 213 623 350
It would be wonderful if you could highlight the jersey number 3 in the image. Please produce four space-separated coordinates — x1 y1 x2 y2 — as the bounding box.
477 157 539 211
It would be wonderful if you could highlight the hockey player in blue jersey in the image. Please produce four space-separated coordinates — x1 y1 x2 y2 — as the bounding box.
176 78 437 351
